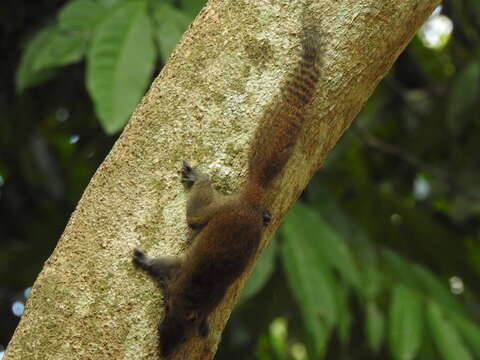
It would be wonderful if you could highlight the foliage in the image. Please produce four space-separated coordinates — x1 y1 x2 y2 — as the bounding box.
1 0 480 359
16 0 195 134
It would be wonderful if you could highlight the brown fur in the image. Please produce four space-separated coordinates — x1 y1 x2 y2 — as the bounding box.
133 27 320 358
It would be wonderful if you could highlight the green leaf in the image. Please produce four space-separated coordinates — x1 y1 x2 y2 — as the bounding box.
289 204 361 289
366 301 384 352
449 313 480 356
282 206 337 356
382 249 418 289
446 61 480 134
87 0 156 134
239 238 276 303
361 265 384 300
389 284 423 360
32 27 87 73
335 282 352 346
410 264 464 315
58 0 106 33
97 0 121 6
152 3 192 62
427 301 473 360
16 28 57 92
309 186 378 266
16 0 108 93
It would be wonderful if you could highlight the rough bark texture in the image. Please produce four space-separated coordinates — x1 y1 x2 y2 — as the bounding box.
5 0 439 359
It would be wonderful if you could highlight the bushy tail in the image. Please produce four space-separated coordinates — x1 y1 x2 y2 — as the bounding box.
248 27 320 189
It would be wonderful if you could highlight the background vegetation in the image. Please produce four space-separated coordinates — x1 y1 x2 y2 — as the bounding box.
1 0 479 359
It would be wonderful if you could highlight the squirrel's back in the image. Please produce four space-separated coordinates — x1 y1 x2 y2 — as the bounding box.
248 28 320 192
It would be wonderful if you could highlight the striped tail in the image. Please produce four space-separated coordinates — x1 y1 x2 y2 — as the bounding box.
248 27 320 189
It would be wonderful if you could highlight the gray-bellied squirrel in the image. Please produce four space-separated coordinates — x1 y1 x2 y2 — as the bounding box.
133 25 320 358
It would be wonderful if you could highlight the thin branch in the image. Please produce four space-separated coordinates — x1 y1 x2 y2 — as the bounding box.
353 124 480 202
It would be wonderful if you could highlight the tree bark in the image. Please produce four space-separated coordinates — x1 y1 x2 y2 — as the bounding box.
5 0 439 359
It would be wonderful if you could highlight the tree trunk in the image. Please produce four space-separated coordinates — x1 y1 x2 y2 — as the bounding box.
5 0 439 359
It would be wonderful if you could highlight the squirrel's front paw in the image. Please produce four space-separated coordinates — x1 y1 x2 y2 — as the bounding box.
181 160 198 187
132 248 147 268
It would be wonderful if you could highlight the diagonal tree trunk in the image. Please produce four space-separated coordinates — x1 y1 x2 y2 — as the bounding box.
5 0 439 359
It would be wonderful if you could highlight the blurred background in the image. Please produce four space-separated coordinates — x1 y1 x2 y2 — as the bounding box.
1 0 479 359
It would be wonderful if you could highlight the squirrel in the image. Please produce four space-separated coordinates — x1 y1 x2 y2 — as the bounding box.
132 25 320 358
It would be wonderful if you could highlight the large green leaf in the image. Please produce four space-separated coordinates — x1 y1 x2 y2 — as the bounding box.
31 27 87 74
87 0 156 134
410 264 464 315
335 282 352 346
308 185 378 268
239 238 276 303
57 0 106 32
152 3 192 62
282 206 338 356
366 300 385 353
16 27 58 92
427 301 473 360
449 312 480 356
361 265 384 300
389 284 423 360
16 0 107 92
382 250 418 289
288 204 361 289
97 0 121 6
